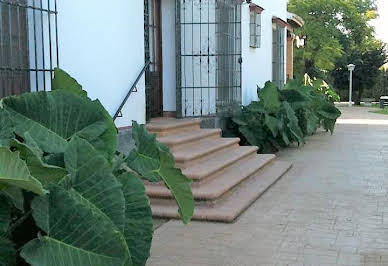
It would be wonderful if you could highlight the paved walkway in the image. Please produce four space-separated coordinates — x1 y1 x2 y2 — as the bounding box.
147 107 388 266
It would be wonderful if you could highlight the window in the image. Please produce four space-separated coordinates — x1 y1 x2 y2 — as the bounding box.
249 4 263 48
272 18 286 88
0 0 59 98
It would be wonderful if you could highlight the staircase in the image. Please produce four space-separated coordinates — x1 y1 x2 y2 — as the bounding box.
145 118 292 223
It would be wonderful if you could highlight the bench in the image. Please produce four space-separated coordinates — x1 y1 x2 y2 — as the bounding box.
380 96 388 109
362 98 375 107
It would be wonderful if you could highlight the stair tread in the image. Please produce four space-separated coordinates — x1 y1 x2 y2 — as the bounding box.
157 129 221 146
146 118 201 131
173 138 240 162
146 154 276 200
182 146 259 180
150 160 292 223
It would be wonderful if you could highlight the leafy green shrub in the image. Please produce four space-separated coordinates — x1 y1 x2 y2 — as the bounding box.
304 74 341 103
227 79 341 153
0 69 194 266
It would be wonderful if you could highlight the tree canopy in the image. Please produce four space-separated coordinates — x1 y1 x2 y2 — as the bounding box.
288 0 387 102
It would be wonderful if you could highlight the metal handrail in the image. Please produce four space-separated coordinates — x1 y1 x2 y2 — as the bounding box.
113 61 151 120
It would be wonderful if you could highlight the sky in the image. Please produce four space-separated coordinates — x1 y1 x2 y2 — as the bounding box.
371 0 388 44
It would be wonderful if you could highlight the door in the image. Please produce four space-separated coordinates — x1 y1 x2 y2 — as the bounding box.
272 23 285 88
175 0 241 117
144 0 163 118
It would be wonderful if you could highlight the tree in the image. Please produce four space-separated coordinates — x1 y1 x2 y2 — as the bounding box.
331 41 387 104
288 0 378 78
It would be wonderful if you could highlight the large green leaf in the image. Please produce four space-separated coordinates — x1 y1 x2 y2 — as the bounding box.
258 82 281 114
127 122 194 224
281 102 305 145
0 235 16 266
239 126 259 146
21 186 130 266
158 149 194 224
0 108 13 146
322 118 337 134
117 173 153 266
0 147 45 195
11 140 67 187
2 91 117 159
64 137 126 232
317 102 342 120
280 89 309 110
126 123 164 182
232 117 248 126
264 114 280 138
304 110 320 136
51 68 88 98
0 195 11 233
317 103 341 134
1 186 24 211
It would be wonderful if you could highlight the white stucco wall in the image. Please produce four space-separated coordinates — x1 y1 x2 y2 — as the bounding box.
241 0 287 105
55 0 145 128
161 0 177 112
27 0 287 123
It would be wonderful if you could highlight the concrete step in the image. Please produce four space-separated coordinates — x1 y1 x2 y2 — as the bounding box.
173 138 240 168
150 160 292 223
157 128 222 152
183 146 259 183
146 154 276 200
146 118 201 137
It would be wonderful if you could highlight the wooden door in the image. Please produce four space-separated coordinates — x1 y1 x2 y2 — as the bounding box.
145 0 163 118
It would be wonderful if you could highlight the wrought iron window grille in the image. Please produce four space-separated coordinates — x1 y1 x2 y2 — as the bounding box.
175 0 242 118
249 4 263 49
272 23 285 88
249 11 261 48
0 0 59 98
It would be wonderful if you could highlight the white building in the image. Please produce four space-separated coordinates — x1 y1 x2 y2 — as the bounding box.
0 0 299 129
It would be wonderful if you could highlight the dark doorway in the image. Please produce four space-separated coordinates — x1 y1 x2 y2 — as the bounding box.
144 0 163 118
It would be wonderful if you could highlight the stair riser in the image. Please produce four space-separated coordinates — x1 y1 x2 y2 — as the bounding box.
191 151 257 186
148 124 201 137
149 162 292 223
175 143 240 169
161 131 221 152
147 155 276 201
143 147 256 185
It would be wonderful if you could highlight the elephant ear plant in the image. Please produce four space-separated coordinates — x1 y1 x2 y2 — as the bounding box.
0 68 194 266
228 79 341 153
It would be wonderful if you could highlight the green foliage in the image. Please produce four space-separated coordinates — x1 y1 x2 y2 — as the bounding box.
0 69 194 266
331 41 387 104
125 123 193 224
229 80 341 152
258 82 281 113
0 235 16 266
288 0 379 78
0 147 46 195
51 68 88 98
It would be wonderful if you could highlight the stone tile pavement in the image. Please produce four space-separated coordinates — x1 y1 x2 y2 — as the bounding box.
147 107 388 266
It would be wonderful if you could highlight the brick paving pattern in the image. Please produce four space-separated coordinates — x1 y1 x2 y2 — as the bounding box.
147 107 388 266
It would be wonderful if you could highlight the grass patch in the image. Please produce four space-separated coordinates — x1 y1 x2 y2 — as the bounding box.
357 103 379 108
370 108 388 115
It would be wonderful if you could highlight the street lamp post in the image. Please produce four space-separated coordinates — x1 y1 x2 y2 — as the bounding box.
347 64 356 107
